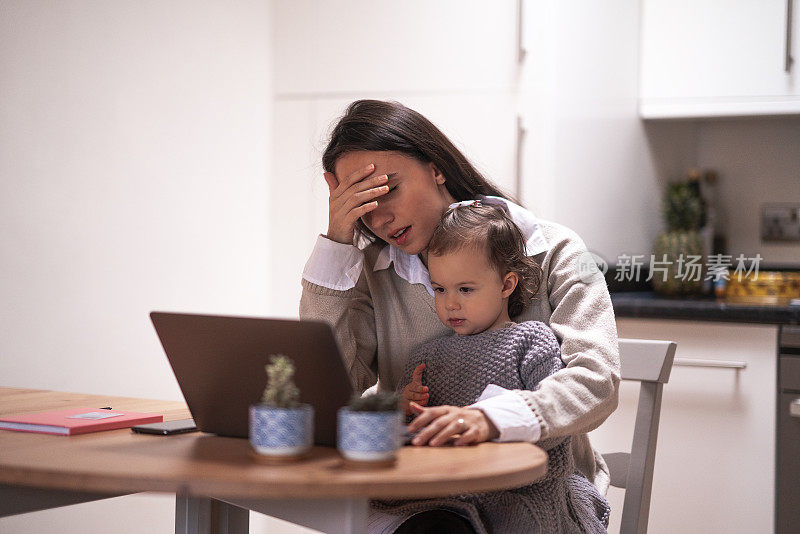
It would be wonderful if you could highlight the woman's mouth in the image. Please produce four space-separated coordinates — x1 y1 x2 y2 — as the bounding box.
391 226 411 246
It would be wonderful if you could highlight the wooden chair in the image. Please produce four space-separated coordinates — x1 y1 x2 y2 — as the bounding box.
603 339 677 534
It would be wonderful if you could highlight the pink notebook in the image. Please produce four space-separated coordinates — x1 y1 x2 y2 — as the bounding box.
0 407 163 436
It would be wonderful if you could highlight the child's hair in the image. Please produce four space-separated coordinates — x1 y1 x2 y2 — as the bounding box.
428 203 543 318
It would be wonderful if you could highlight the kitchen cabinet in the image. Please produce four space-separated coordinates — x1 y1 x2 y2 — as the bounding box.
640 0 800 118
271 0 521 95
590 318 778 533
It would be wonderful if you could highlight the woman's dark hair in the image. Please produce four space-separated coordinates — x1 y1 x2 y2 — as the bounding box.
428 204 543 318
322 99 514 244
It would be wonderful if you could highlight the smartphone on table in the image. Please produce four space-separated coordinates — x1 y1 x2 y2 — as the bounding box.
131 419 198 435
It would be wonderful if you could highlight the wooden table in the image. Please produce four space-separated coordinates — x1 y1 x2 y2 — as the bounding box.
0 388 548 534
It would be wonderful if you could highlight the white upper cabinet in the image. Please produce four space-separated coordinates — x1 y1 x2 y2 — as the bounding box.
640 0 800 118
272 0 521 95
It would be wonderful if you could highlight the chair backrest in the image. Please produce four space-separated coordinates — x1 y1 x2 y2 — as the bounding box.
603 338 677 534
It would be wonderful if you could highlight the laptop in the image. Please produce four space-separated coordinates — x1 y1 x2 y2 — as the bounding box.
149 311 356 446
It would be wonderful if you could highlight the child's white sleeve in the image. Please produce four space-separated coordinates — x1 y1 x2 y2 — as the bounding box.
302 234 364 290
469 384 541 442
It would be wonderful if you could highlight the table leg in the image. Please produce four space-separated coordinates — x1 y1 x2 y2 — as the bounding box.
222 497 368 534
175 494 249 534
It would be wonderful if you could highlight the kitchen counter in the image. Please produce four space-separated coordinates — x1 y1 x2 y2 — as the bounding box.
610 291 800 325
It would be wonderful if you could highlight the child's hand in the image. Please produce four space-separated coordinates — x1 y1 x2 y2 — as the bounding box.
401 363 429 415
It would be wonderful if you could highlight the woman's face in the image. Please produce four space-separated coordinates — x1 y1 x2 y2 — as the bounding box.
335 151 456 256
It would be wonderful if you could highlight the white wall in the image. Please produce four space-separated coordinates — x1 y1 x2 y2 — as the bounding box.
696 117 800 265
521 0 669 265
636 116 800 266
0 1 304 533
0 0 273 400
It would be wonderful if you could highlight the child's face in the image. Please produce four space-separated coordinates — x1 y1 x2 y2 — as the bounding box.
428 246 517 336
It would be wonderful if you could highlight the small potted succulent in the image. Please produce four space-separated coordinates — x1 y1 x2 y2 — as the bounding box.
249 354 313 459
337 392 403 464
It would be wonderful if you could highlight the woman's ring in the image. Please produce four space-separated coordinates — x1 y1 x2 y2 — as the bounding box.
457 418 465 426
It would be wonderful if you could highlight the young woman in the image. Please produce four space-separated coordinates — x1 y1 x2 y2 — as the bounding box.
299 99 619 532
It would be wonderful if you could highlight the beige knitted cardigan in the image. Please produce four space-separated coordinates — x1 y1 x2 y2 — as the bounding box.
299 218 620 492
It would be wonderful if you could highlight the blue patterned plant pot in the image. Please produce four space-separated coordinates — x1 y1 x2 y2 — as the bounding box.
249 404 313 457
337 407 403 462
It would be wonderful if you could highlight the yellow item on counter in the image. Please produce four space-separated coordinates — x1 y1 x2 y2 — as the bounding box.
725 271 800 305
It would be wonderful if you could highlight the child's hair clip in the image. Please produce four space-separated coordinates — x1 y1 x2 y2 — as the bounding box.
448 196 510 215
449 198 485 210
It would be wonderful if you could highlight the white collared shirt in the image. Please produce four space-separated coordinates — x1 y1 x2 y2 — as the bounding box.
302 196 546 443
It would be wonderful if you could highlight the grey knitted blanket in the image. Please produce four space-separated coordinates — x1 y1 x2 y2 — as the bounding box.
370 321 610 534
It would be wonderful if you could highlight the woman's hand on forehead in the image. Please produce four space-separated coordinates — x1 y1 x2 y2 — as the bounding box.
322 162 390 245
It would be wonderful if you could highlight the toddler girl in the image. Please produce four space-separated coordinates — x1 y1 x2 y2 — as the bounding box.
370 200 610 534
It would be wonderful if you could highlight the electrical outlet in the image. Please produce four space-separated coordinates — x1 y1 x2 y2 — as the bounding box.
761 204 800 242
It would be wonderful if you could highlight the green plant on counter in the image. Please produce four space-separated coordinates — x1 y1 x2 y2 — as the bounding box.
348 392 400 412
662 182 703 231
652 182 705 296
261 354 299 408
